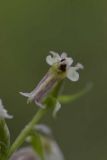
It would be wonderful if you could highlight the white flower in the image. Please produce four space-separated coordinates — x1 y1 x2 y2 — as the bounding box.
46 51 84 81
0 99 13 119
20 51 83 107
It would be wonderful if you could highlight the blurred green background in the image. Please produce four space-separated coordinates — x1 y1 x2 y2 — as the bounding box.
0 0 107 159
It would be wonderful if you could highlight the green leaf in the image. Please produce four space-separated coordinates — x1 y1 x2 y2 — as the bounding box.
0 119 10 158
58 83 93 104
27 132 45 160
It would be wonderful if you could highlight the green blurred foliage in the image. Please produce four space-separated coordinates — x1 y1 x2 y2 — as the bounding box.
0 0 107 160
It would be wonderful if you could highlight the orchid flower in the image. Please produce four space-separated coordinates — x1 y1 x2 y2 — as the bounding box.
20 51 83 108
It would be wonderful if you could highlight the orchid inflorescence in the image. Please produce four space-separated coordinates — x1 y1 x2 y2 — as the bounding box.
0 51 84 160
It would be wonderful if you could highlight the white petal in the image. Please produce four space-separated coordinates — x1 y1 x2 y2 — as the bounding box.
0 99 13 119
20 92 36 104
61 52 67 59
66 57 73 66
49 51 60 59
46 51 61 66
0 109 13 119
75 63 84 70
50 51 61 62
67 67 79 81
34 99 46 108
19 92 31 97
46 55 55 66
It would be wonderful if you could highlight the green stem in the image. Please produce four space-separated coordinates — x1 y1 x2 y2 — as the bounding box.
4 107 48 160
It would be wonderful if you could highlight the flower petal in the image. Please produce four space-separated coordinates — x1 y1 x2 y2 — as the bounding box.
0 99 13 119
67 67 79 81
49 51 60 59
50 51 61 63
46 55 55 66
19 92 31 97
20 92 36 104
61 52 67 59
46 51 61 66
34 99 46 108
66 57 73 66
75 63 84 70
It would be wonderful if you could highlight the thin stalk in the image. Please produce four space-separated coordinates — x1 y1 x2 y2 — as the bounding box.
4 108 48 160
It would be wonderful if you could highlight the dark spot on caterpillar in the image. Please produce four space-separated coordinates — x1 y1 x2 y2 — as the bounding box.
59 64 66 72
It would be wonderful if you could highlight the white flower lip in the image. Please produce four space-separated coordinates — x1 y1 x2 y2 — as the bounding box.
46 51 84 82
0 99 13 119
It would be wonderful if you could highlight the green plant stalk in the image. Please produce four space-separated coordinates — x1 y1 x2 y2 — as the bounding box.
3 80 63 160
3 107 48 160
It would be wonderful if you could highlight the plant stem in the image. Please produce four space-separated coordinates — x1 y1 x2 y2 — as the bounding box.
4 108 48 160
